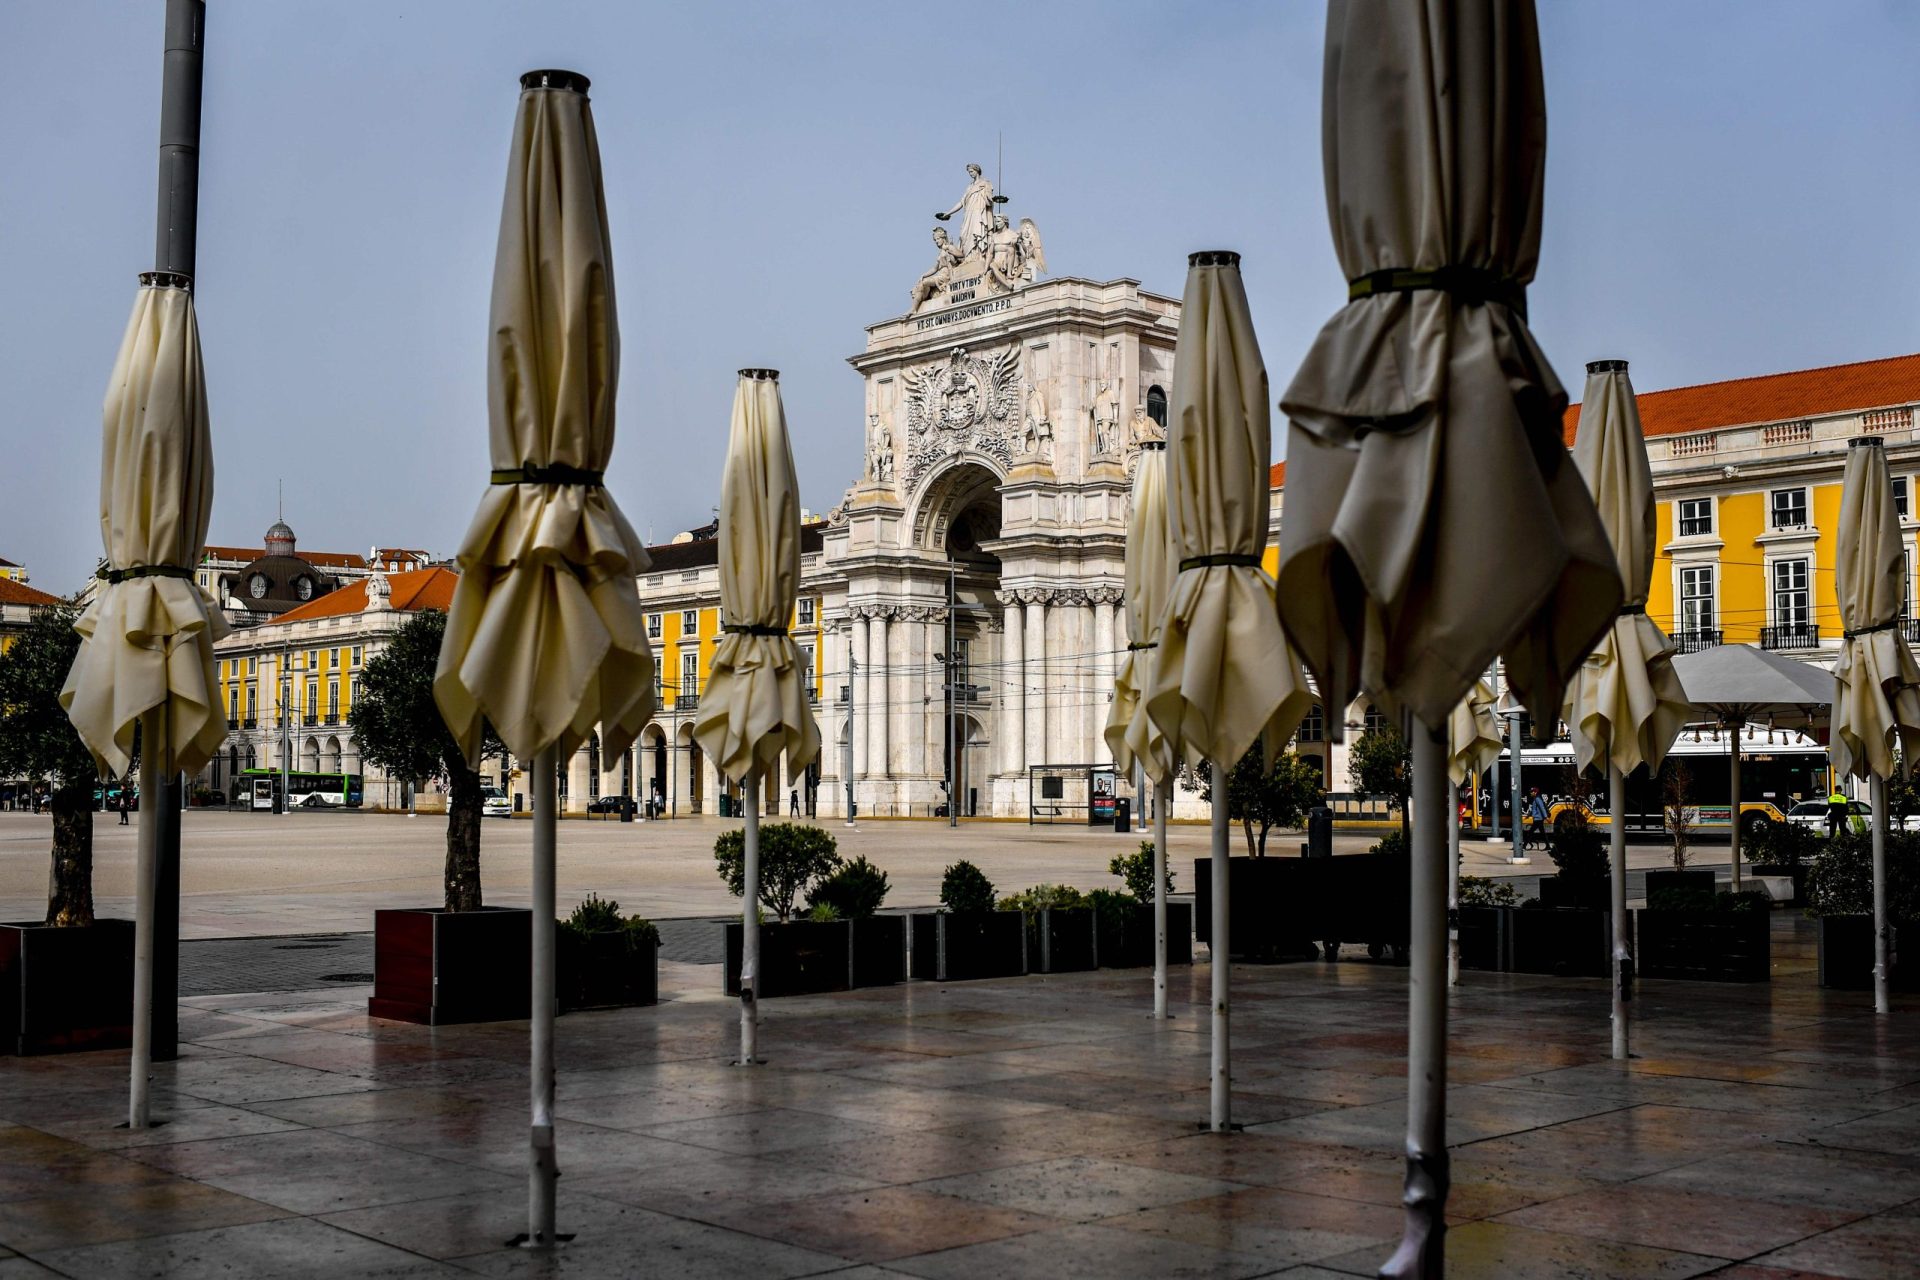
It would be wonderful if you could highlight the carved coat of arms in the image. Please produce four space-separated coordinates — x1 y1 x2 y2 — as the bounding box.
900 346 1019 485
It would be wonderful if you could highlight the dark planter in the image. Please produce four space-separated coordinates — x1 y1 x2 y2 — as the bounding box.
1816 916 1919 991
724 920 851 998
1027 907 1096 973
849 915 907 989
1537 875 1610 911
369 906 531 1025
0 919 135 1056
1094 902 1194 969
1509 907 1611 977
1750 864 1810 906
558 930 658 1012
1636 908 1771 982
1455 906 1510 972
909 911 1027 981
1645 869 1716 899
1196 853 1409 961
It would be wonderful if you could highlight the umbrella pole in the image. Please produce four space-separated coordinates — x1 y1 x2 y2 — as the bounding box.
128 708 163 1130
1728 737 1742 893
1385 721 1449 1280
1209 783 1230 1131
740 772 761 1063
1610 764 1630 1060
1154 774 1170 1019
1447 779 1460 987
527 745 558 1247
1872 774 1890 1015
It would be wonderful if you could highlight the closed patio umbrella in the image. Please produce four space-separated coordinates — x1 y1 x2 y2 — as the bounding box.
1145 252 1313 1133
693 369 822 1064
1276 3 1620 1272
61 273 227 1131
1446 679 1501 986
1106 439 1176 1018
1561 360 1690 1058
1669 643 1830 897
1829 436 1920 1014
433 70 656 1249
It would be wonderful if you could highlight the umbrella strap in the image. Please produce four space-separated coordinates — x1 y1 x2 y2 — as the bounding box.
1619 604 1645 616
1179 554 1260 571
1127 641 1158 651
723 624 788 637
490 465 605 485
1844 619 1899 638
96 565 192 584
1347 266 1526 316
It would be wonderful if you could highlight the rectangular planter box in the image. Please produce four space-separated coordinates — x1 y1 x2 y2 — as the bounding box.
1196 853 1408 961
1636 908 1770 983
0 919 135 1056
849 915 907 989
1509 907 1611 978
369 906 531 1025
724 920 851 998
1094 902 1194 969
909 911 1027 981
1027 907 1096 973
1455 906 1510 972
1749 864 1810 907
1537 875 1610 912
1816 916 1919 991
558 931 658 1012
1645 869 1716 899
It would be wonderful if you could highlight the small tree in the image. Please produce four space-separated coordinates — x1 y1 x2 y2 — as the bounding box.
348 610 504 912
1111 842 1175 903
0 607 97 926
1192 742 1324 856
1348 721 1413 844
714 823 842 922
940 860 997 913
1661 761 1695 871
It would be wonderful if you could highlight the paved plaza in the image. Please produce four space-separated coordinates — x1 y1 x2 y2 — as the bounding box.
0 916 1914 1278
1 811 1711 941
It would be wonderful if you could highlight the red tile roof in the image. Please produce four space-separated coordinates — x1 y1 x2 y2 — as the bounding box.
1269 461 1285 489
1565 351 1920 445
0 578 62 607
274 567 458 624
202 545 368 571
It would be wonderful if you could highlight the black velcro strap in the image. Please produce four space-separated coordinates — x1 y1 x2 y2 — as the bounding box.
97 564 193 584
1179 554 1260 572
1619 604 1646 616
1126 641 1158 651
490 465 605 485
1844 619 1900 639
723 624 788 637
1347 265 1527 316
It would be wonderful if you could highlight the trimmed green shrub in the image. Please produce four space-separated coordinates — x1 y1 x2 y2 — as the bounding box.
1647 887 1772 914
940 860 996 914
808 855 890 919
806 902 843 922
998 883 1088 914
559 893 660 948
714 823 842 922
1747 819 1823 868
1550 815 1607 888
1457 875 1519 908
1806 830 1920 919
1369 829 1408 858
1110 842 1174 904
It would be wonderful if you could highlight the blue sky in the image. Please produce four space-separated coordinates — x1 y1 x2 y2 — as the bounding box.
4 1 1918 591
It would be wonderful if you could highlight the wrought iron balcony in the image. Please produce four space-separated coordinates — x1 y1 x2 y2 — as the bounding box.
1673 629 1722 654
302 715 318 727
677 693 698 711
1761 623 1821 651
226 718 239 730
242 717 257 729
1903 617 1920 645
324 715 340 726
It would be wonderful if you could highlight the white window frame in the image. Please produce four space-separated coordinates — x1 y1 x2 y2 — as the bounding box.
1769 486 1809 531
1771 557 1811 629
646 613 662 641
1678 563 1716 636
1894 477 1910 520
798 643 815 693
1676 497 1714 538
797 597 817 627
680 651 699 699
680 609 699 634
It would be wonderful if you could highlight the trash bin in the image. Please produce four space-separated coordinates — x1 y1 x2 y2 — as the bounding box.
619 797 633 823
719 794 733 818
1114 797 1131 834
1306 806 1333 858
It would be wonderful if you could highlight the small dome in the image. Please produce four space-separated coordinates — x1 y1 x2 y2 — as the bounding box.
264 520 296 555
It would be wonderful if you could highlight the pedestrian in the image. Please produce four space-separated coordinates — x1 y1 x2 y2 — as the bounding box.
118 790 130 825
1525 787 1549 850
789 788 799 817
1827 787 1849 839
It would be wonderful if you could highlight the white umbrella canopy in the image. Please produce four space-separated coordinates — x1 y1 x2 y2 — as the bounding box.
1274 4 1617 1273
694 370 822 1066
60 273 228 1133
1447 680 1502 788
1106 441 1175 784
62 277 228 780
1828 436 1920 1016
430 70 655 1251
1561 359 1689 1061
1144 252 1312 1135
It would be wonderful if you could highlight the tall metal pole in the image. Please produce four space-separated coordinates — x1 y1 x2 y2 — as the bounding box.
1508 710 1526 864
740 772 762 1063
128 707 164 1129
1872 774 1890 1015
527 746 559 1246
1728 728 1743 893
1209 786 1230 1131
1153 775 1170 1019
1447 779 1461 987
948 567 958 827
844 650 857 827
1610 764 1631 1058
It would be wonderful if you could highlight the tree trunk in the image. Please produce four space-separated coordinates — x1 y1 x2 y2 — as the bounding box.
1241 816 1256 857
45 781 95 927
444 764 483 912
1256 821 1271 857
1400 795 1411 846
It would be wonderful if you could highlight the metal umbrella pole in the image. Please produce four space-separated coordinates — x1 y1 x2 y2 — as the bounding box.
1727 726 1743 893
1154 774 1171 1019
740 772 761 1063
1610 764 1631 1058
1872 774 1890 1014
1447 779 1461 987
128 705 165 1130
1209 786 1230 1130
527 746 559 1246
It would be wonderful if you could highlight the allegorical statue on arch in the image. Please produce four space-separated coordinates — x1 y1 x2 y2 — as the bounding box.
911 163 1046 315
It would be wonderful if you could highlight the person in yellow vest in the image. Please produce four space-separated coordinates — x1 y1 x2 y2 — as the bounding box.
1826 788 1850 839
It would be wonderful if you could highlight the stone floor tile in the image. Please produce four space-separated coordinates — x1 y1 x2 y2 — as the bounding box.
1101 1132 1371 1190
1494 1183 1857 1258
914 1154 1243 1222
567 1148 886 1218
1313 1219 1728 1279
628 1105 903 1155
1746 1210 1920 1277
0 1175 288 1253
775 1127 1047 1185
161 1054 385 1106
1805 1102 1920 1156
30 1215 467 1278
1635 1142 1920 1213
695 1184 1060 1263
317 1186 660 1260
1103 1185 1402 1268
884 1220 1272 1280
34 1101 307 1150
447 1210 854 1279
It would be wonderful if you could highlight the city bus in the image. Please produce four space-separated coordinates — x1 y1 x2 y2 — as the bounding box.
239 769 364 810
1477 725 1829 839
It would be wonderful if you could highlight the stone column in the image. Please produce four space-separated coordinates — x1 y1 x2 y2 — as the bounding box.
1001 595 1025 775
870 609 890 786
907 610 929 782
1094 591 1117 763
849 613 868 780
1024 595 1047 770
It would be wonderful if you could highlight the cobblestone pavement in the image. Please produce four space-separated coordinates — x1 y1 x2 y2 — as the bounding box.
3 915 1917 1278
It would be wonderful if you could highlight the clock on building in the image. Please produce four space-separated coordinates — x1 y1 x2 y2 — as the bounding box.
248 573 268 599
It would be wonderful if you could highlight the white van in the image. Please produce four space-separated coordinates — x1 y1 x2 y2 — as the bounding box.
482 788 510 818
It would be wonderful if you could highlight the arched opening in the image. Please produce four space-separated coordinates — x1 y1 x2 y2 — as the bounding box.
678 722 703 814
641 725 667 811
942 712 991 817
325 736 342 774
587 732 601 802
303 736 320 773
1147 384 1168 428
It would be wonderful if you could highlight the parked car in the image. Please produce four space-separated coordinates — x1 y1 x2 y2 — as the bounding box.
585 795 629 815
1785 799 1920 833
482 789 511 818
